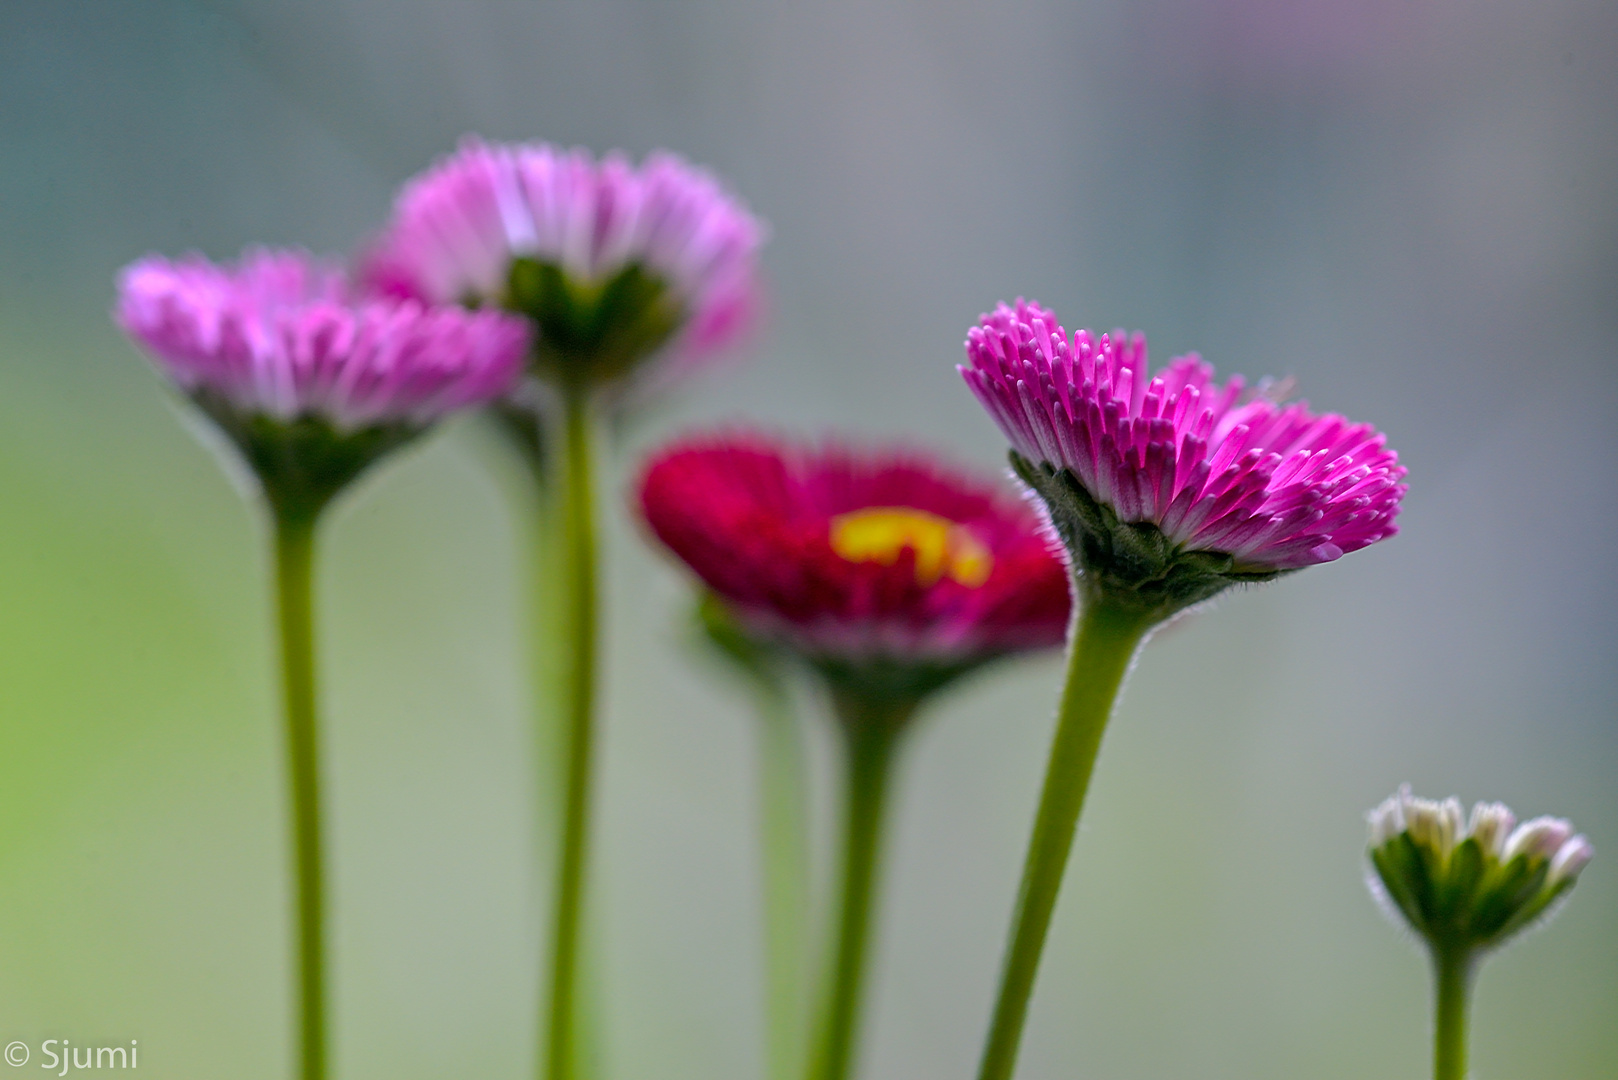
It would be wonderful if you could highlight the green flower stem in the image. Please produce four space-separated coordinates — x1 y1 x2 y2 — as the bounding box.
546 385 599 1080
975 595 1155 1080
485 405 561 775
808 693 914 1080
1432 947 1474 1080
491 402 601 1080
754 678 811 1080
273 510 327 1080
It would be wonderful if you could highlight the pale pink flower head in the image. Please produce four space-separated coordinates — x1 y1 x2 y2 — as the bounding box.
961 299 1406 614
116 248 528 516
365 137 765 390
638 433 1070 703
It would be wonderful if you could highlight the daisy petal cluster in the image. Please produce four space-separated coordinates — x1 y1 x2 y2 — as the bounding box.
365 137 764 387
1367 785 1593 953
117 249 529 430
961 300 1405 610
638 434 1070 695
116 248 528 516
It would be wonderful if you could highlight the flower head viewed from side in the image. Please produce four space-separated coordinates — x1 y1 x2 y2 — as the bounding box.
366 136 765 390
962 299 1406 615
961 299 1409 1080
640 432 1070 1080
117 247 529 517
366 139 762 1080
116 246 528 1080
639 433 1071 698
1366 786 1592 1080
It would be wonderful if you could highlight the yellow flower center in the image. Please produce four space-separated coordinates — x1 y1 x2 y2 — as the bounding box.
829 507 993 588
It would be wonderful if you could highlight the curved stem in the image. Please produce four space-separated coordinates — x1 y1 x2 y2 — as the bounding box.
274 510 327 1080
808 695 912 1080
975 595 1154 1080
1432 947 1474 1080
755 679 811 1080
546 386 599 1080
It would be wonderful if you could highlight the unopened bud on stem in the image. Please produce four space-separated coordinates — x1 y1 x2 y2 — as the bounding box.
1366 785 1592 954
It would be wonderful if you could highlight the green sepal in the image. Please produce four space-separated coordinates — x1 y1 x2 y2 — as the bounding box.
1474 855 1555 944
1371 828 1579 954
503 257 684 389
694 592 789 689
1370 838 1431 931
1469 854 1542 940
194 389 419 524
690 596 990 736
1437 838 1486 924
808 654 987 726
1492 876 1573 943
1009 452 1286 620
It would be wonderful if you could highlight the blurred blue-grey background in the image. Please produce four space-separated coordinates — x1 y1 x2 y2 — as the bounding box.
1 2 1614 1077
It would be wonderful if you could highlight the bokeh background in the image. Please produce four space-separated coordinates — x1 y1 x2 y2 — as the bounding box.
2 2 1615 1078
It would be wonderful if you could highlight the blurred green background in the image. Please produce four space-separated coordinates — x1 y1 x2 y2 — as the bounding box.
1 2 1614 1078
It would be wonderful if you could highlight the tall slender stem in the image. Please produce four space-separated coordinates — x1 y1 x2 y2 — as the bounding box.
546 385 599 1080
499 404 567 814
755 678 811 1080
1432 947 1473 1080
274 510 327 1080
975 595 1154 1080
808 694 912 1080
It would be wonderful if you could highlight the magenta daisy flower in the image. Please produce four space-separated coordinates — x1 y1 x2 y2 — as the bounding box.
365 136 764 389
961 300 1409 1080
961 299 1406 612
117 248 528 515
639 433 1071 692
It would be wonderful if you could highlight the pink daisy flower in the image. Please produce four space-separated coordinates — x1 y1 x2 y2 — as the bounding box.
116 248 528 515
117 248 528 430
961 300 1405 600
638 434 1071 682
365 137 764 388
116 250 531 1080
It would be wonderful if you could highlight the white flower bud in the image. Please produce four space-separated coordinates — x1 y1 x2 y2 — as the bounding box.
1367 790 1407 848
1503 816 1574 863
1466 801 1516 859
1404 793 1463 860
1365 789 1592 953
1547 835 1594 888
